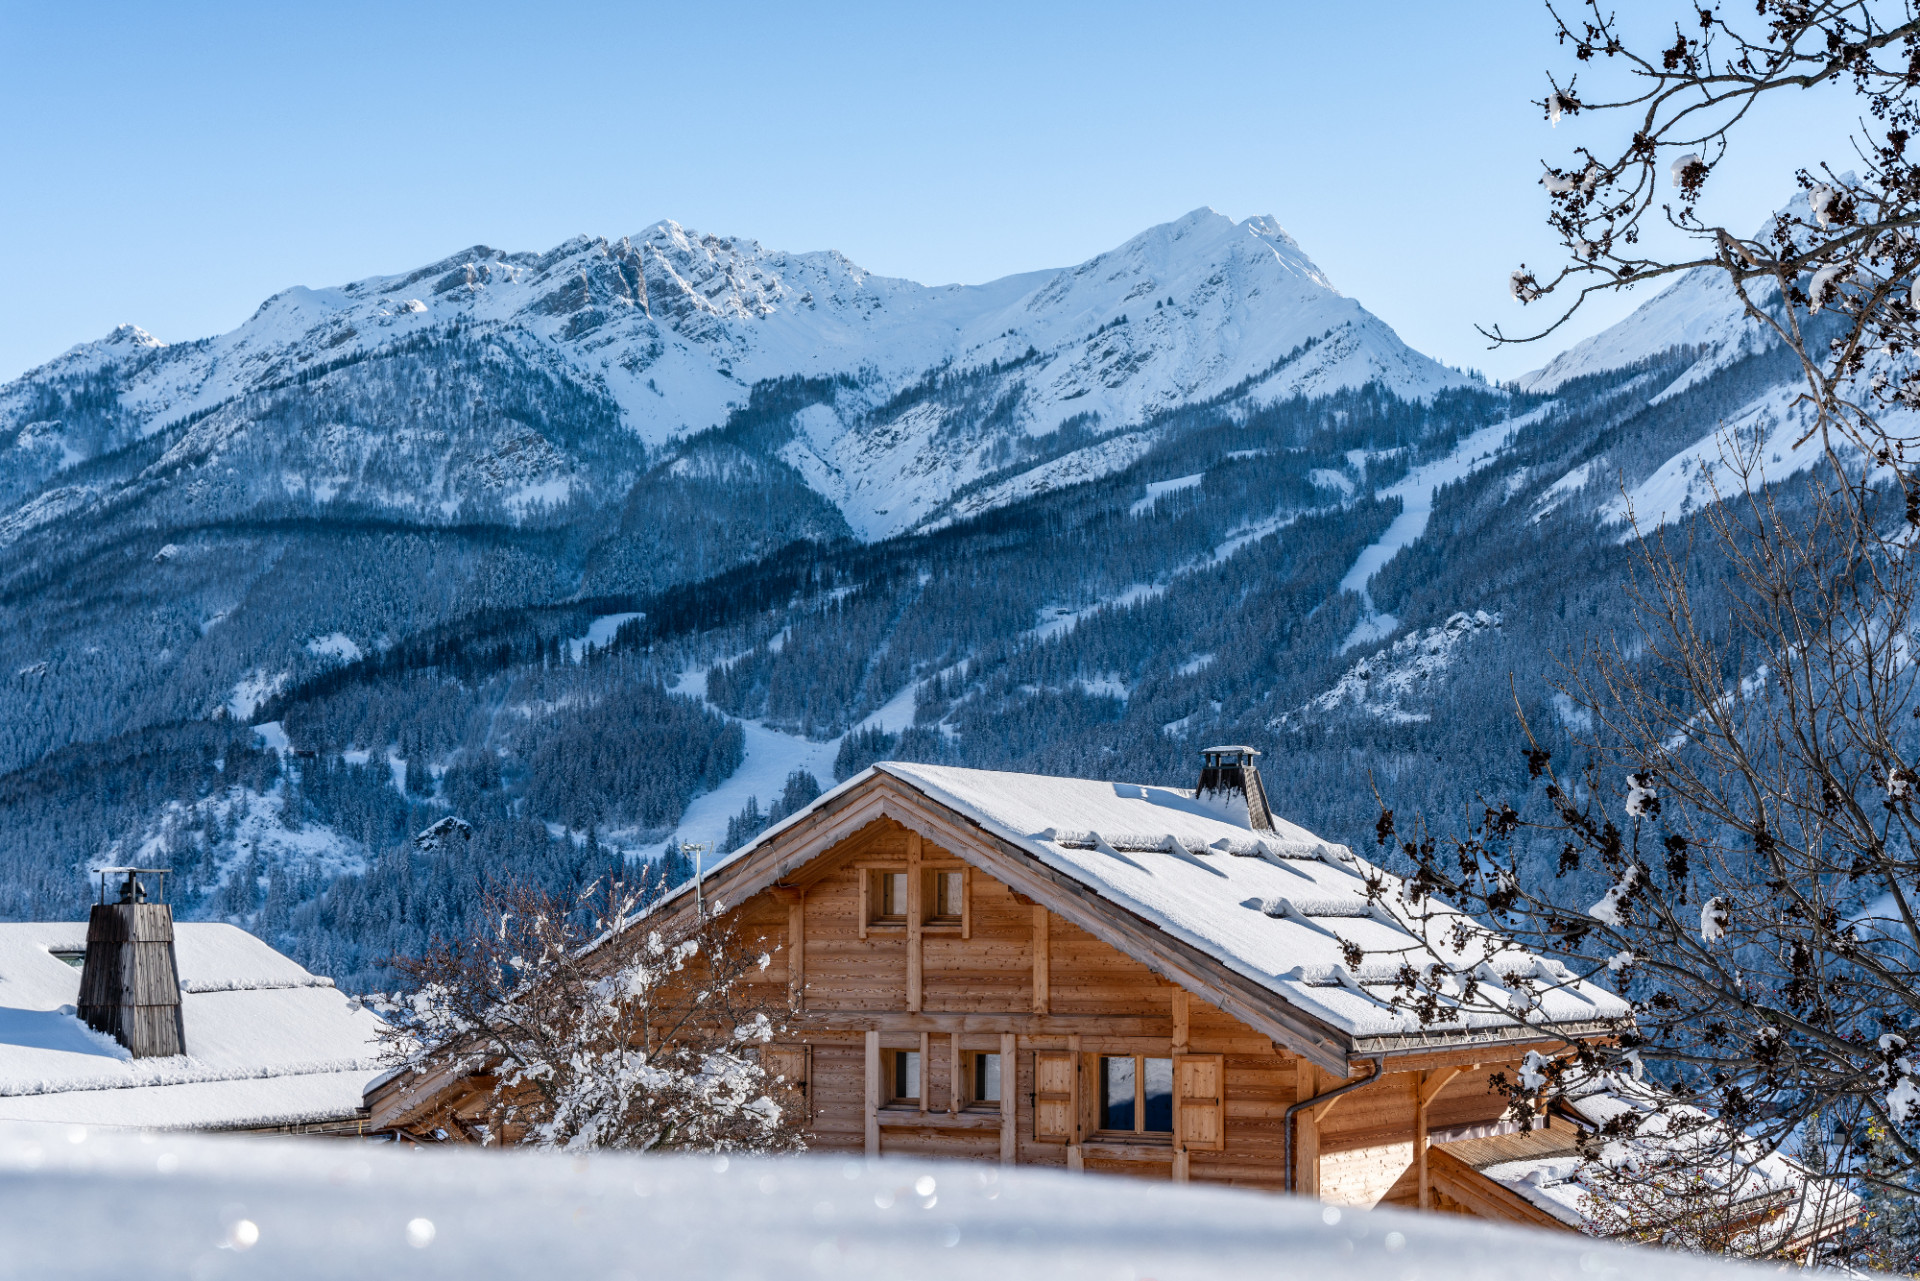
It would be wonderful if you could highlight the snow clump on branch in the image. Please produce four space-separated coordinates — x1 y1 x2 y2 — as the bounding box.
1624 773 1660 819
1589 865 1641 926
1700 896 1729 943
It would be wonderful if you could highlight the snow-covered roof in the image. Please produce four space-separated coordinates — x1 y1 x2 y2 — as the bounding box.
708 761 1629 1048
1444 1076 1856 1247
0 922 385 1130
0 1121 1774 1281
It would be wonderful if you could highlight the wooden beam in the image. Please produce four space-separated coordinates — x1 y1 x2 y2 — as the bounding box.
796 1011 1174 1037
1294 1063 1320 1196
864 1030 880 1157
1426 1145 1576 1231
1066 1032 1083 1172
1420 1064 1468 1107
1032 905 1050 1014
919 1030 931 1112
786 889 806 1012
1171 988 1191 1184
1415 1065 1468 1210
999 1032 1016 1165
948 1032 961 1115
906 831 923 1013
961 865 973 940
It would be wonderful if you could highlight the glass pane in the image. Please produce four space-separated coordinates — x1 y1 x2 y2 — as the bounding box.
882 872 906 917
1101 1056 1136 1131
975 1053 1001 1102
936 871 962 917
894 1051 920 1101
1143 1057 1174 1133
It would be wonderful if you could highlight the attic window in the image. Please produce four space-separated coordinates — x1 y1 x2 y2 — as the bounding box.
926 868 966 927
49 949 84 969
867 871 907 927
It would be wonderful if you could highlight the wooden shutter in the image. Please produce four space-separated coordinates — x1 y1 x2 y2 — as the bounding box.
1033 1051 1076 1142
765 1044 812 1123
1174 1053 1225 1152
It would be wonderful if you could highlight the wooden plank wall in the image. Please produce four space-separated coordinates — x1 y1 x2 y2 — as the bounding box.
725 816 1521 1203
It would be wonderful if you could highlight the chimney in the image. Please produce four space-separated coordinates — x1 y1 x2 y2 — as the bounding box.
1195 746 1275 832
78 868 186 1058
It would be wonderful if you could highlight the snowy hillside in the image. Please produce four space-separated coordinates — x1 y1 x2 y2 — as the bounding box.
0 1121 1768 1281
1515 265 1774 398
0 209 1469 540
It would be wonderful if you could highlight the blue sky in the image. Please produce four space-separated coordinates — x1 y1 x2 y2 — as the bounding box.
0 1 1859 383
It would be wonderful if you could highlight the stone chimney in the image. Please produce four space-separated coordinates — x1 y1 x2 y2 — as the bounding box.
1195 746 1275 832
78 868 186 1058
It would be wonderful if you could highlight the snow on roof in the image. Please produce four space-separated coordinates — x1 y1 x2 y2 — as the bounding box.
0 1121 1769 1281
0 923 385 1130
702 761 1628 1045
1446 1076 1856 1246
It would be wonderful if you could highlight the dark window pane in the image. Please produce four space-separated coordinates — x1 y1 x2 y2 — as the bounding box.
1101 1056 1136 1131
975 1053 1001 1102
1143 1057 1174 1133
894 1051 919 1101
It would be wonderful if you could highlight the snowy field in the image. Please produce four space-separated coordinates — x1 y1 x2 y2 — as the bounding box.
0 1122 1768 1281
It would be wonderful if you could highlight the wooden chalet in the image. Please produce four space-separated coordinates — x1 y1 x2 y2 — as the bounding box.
369 748 1648 1219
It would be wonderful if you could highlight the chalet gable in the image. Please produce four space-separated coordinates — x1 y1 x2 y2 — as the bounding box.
665 762 1628 1074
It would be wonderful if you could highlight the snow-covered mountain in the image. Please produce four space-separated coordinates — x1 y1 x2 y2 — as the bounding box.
0 209 1468 541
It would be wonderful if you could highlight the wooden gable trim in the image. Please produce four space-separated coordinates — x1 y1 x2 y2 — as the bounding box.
1426 1144 1578 1232
678 771 1356 1075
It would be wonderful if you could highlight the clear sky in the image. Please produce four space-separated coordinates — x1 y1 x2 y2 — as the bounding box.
0 0 1862 385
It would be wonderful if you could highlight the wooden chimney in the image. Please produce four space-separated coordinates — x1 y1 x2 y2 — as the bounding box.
78 868 187 1059
1195 746 1275 832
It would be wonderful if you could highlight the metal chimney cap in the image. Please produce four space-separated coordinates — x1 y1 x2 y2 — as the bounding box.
93 867 170 905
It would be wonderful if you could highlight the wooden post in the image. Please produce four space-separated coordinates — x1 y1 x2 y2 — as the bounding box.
1417 1065 1466 1211
1031 905 1050 1014
1171 988 1191 1183
919 1030 931 1113
961 866 972 939
1293 1062 1319 1196
864 1030 881 1157
999 1032 1017 1165
948 1033 962 1114
1066 1032 1083 1172
784 889 806 1013
906 832 923 1013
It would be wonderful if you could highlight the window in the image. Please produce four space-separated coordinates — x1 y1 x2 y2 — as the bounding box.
868 870 907 926
889 1050 920 1104
928 869 964 924
49 950 84 969
1098 1055 1173 1135
970 1052 1001 1105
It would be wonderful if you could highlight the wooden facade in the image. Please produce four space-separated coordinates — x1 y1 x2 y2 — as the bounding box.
370 767 1609 1218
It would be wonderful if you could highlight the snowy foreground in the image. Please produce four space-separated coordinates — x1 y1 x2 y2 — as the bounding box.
0 1123 1771 1281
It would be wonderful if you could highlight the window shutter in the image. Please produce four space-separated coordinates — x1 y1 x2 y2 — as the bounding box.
1174 1053 1225 1152
1033 1051 1076 1142
766 1044 812 1123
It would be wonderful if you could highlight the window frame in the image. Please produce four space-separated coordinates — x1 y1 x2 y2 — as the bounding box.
920 863 971 935
964 1050 1003 1110
859 865 909 934
885 1048 922 1107
1093 1053 1175 1140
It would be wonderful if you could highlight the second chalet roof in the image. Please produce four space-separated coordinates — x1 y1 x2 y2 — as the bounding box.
717 761 1630 1043
0 922 386 1130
